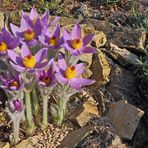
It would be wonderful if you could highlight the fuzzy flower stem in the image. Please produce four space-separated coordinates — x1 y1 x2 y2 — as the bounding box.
42 94 48 128
56 93 69 125
24 90 35 132
32 89 39 122
13 117 20 144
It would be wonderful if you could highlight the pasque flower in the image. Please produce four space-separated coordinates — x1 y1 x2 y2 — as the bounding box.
0 27 19 56
39 24 63 49
62 24 96 56
10 17 42 47
5 98 24 144
8 43 48 72
21 7 59 31
0 73 23 91
8 98 24 113
36 59 56 87
55 54 95 90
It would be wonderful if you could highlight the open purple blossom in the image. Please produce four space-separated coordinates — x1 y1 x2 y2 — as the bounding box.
36 59 56 87
0 27 19 57
10 17 42 47
21 7 59 33
62 24 97 56
7 43 48 72
39 24 64 49
0 73 23 91
55 54 95 90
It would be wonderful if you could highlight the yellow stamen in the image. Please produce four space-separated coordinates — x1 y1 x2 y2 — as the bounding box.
48 37 58 46
10 81 20 88
23 55 36 68
0 42 8 51
71 39 82 49
42 77 51 85
65 66 77 79
24 30 35 41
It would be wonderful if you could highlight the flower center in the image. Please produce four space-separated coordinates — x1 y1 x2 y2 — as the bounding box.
48 36 58 46
42 76 51 85
0 42 8 51
71 39 82 49
23 55 36 68
9 80 20 89
65 66 77 79
24 30 35 41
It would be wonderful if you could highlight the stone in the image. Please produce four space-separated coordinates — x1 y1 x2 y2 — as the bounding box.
90 51 111 88
91 31 107 48
58 125 95 148
15 139 34 148
77 117 126 148
107 43 139 67
0 12 4 30
106 62 138 103
108 100 144 140
69 91 100 127
106 28 147 52
0 142 10 148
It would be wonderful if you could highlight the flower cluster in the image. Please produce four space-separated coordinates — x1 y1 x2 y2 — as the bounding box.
0 7 96 144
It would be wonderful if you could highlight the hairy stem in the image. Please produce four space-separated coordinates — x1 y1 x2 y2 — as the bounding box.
24 90 35 132
32 89 39 122
42 95 48 128
13 118 20 144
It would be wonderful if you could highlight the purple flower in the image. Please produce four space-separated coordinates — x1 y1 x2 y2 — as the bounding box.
39 24 63 49
36 59 56 87
7 43 48 72
21 7 59 33
9 98 24 113
0 27 19 56
62 24 97 56
0 73 23 91
55 54 95 90
10 17 42 47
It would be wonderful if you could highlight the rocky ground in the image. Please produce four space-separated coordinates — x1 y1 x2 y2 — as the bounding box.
0 0 148 148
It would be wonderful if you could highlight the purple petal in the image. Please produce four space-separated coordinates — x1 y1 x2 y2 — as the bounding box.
50 16 60 26
9 61 26 72
80 47 97 54
75 63 84 76
21 43 31 58
69 78 95 89
10 23 20 36
71 24 81 40
83 34 94 46
51 24 60 38
35 48 47 63
62 28 70 41
8 37 20 49
20 18 30 31
55 74 68 84
30 7 39 20
58 54 67 71
35 61 49 70
7 50 22 64
33 18 42 36
2 27 11 42
41 11 49 25
57 37 64 47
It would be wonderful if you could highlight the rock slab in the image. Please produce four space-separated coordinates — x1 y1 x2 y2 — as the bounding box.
108 100 144 140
